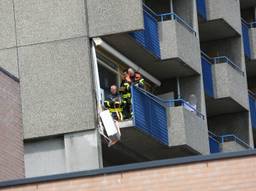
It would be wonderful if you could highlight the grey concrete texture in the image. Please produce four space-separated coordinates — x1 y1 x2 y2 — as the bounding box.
0 0 16 49
14 0 88 46
24 130 101 178
212 63 249 110
220 141 248 153
19 37 96 139
159 20 201 75
168 106 209 155
64 130 102 172
24 138 66 177
206 0 242 35
86 0 144 37
249 28 256 60
0 48 18 78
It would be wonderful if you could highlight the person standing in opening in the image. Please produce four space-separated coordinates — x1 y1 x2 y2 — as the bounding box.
119 69 133 119
104 85 125 121
134 71 145 89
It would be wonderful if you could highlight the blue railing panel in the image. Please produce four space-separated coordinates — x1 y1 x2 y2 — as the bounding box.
130 8 160 58
242 21 251 59
201 56 214 97
209 136 220 153
196 0 207 20
131 86 169 145
249 95 256 129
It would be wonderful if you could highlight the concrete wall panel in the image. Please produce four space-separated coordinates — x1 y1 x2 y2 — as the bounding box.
213 63 248 110
14 0 87 46
168 107 209 154
250 28 256 60
19 37 96 139
24 130 101 178
206 0 242 34
159 20 201 74
87 0 144 37
0 0 16 49
0 48 18 78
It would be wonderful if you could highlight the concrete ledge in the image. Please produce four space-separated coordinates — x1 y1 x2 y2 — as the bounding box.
159 20 201 76
168 107 209 154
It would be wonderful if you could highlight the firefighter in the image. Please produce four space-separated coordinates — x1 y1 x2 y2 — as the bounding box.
119 69 132 119
134 71 145 89
104 85 124 121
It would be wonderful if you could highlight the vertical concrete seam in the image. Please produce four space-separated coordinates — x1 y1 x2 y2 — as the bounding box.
11 0 25 177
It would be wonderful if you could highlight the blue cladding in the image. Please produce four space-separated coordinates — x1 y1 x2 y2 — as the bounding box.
209 136 220 153
201 56 214 97
242 21 251 59
249 95 256 129
196 0 207 20
130 9 160 58
131 86 169 145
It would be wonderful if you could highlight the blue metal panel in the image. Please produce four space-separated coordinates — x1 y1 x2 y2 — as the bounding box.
131 86 169 145
209 136 220 153
201 56 214 97
242 21 251 59
249 95 256 129
130 7 160 58
196 0 207 20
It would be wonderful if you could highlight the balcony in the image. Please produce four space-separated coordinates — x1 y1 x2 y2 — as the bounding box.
201 52 248 116
199 0 241 42
103 86 209 162
242 20 256 76
208 131 250 153
103 4 201 80
249 92 256 129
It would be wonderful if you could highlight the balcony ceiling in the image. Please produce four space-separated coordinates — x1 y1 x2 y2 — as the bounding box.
199 19 240 42
240 0 256 9
103 33 197 80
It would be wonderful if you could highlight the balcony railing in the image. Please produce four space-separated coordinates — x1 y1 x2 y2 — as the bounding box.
201 52 214 97
131 86 205 145
130 4 161 58
196 0 207 20
208 131 251 154
158 13 197 36
130 4 197 58
242 19 252 59
201 51 244 97
249 91 256 129
213 56 244 76
208 131 220 153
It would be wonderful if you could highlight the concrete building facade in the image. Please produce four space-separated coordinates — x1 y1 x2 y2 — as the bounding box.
1 0 256 183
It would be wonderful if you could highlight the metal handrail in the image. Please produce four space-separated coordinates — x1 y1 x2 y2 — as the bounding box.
213 56 244 75
200 51 244 75
158 13 197 36
142 4 197 36
241 18 256 28
208 131 221 143
220 134 251 149
208 131 251 149
133 86 205 120
248 90 256 98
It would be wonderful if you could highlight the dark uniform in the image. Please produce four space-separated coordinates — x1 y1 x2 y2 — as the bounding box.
104 93 125 121
119 78 132 119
